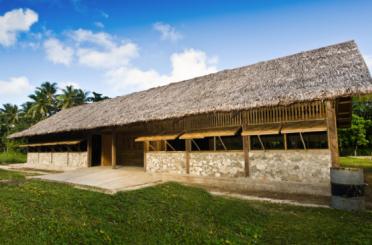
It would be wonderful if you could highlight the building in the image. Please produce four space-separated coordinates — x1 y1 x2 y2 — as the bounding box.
9 41 372 195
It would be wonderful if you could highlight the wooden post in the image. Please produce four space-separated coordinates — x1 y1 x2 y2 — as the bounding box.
144 141 149 171
326 100 340 167
284 134 288 150
242 136 250 177
185 139 191 174
112 130 117 169
87 135 92 167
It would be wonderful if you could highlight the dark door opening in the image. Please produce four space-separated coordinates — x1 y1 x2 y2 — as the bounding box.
91 134 102 166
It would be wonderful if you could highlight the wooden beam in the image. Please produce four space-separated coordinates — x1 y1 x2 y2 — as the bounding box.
111 130 117 169
165 140 176 151
185 139 191 174
326 100 340 167
87 135 92 167
257 135 265 150
337 101 352 105
284 134 287 150
242 136 250 177
149 142 156 151
191 139 200 151
143 141 149 171
218 136 227 150
299 132 307 150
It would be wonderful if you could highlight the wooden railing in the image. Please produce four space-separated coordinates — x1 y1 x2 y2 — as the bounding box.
143 101 326 133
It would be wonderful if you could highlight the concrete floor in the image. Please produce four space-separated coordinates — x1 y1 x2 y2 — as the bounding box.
31 166 162 194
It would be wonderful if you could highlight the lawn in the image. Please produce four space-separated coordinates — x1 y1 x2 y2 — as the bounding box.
340 156 372 170
0 169 371 244
0 151 26 164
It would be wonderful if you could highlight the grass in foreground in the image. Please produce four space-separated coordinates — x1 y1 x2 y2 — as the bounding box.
340 156 372 170
0 151 26 164
0 168 26 180
0 170 371 244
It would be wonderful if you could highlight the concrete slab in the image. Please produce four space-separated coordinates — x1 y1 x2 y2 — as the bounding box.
31 166 162 194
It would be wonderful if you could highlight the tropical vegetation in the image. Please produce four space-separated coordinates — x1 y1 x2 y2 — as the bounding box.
339 95 372 156
0 82 109 154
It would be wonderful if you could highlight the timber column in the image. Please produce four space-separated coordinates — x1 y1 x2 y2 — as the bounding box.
185 139 191 174
112 130 117 169
242 135 250 177
87 134 92 167
326 100 340 167
143 141 149 171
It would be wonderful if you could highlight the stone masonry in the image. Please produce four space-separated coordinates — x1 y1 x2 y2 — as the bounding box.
146 152 186 174
249 150 331 184
189 152 245 177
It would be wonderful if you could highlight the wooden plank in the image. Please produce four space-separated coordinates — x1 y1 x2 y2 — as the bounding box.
185 139 191 174
112 130 117 169
326 100 340 167
87 135 92 167
143 141 149 171
242 136 250 177
284 134 287 150
299 132 307 150
242 123 281 136
101 134 112 166
257 135 265 150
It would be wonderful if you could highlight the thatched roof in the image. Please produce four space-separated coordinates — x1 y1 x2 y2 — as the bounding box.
10 40 372 138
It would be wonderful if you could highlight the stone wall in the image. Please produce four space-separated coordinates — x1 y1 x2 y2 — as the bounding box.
27 152 88 170
189 152 245 177
249 150 331 184
146 152 186 174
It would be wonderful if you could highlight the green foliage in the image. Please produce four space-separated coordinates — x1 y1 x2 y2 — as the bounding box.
0 151 27 164
339 96 372 156
0 177 371 244
340 156 372 170
0 81 110 152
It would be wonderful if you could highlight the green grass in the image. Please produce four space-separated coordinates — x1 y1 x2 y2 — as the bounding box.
0 151 26 164
340 156 372 170
0 170 371 244
0 169 26 180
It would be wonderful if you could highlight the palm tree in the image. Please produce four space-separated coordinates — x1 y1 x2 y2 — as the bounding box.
27 82 58 119
57 86 90 109
0 104 20 128
38 81 58 114
75 89 90 105
27 90 51 119
0 104 20 152
88 92 109 102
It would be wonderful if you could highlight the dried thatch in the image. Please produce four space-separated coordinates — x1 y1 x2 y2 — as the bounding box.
10 41 372 138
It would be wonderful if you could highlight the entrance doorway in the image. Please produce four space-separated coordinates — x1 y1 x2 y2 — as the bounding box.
91 134 102 166
101 134 112 166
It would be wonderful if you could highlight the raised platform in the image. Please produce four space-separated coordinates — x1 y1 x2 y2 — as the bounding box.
30 166 162 194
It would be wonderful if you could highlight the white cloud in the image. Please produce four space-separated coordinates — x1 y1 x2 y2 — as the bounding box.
94 21 104 28
106 67 161 91
44 38 74 65
167 48 218 82
77 42 138 69
106 49 218 92
153 22 182 42
70 29 114 48
70 29 138 69
0 8 38 47
0 76 34 104
58 81 81 89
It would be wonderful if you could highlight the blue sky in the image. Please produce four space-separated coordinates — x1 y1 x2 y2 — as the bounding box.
0 0 371 105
